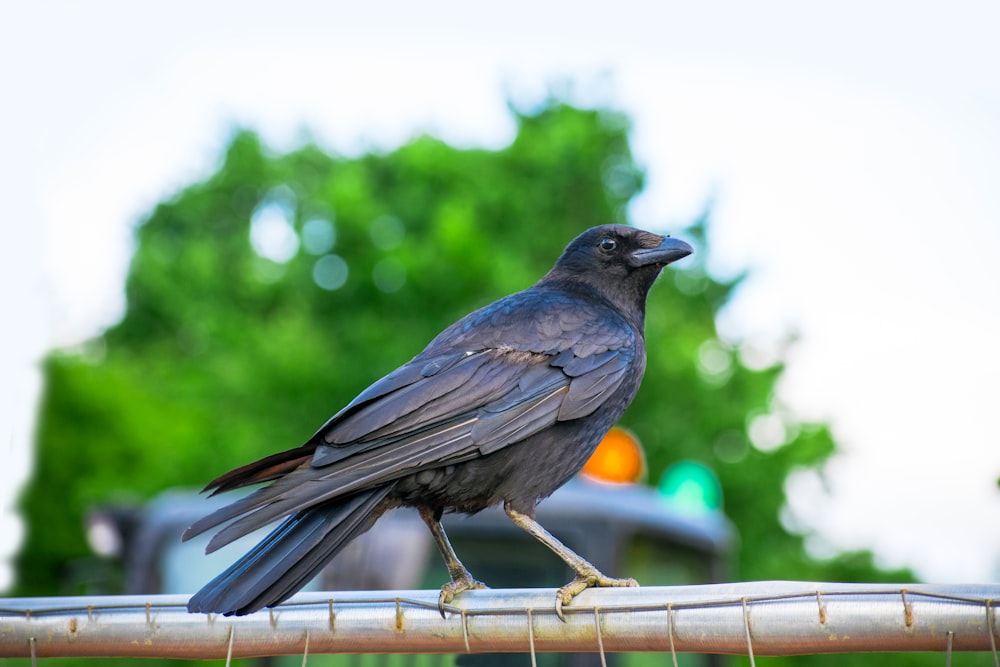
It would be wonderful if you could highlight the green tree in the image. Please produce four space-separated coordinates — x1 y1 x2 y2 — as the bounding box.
19 100 972 666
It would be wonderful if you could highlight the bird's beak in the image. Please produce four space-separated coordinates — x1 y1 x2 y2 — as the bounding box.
629 236 693 267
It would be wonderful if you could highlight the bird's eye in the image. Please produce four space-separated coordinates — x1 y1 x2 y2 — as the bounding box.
598 237 617 253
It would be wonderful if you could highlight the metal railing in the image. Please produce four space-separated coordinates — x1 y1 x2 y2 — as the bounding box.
2 582 999 664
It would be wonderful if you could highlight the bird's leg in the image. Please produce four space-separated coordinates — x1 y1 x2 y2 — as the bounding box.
503 501 638 621
419 507 488 616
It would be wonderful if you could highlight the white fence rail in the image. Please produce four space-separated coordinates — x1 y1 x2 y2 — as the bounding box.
1 582 998 661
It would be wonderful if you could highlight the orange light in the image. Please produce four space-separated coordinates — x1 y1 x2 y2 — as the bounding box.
581 426 646 484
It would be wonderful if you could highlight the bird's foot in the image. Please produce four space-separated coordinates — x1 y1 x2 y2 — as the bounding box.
555 571 638 621
438 574 489 617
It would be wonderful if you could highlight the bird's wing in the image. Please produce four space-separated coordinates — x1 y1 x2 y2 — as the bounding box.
309 287 637 449
315 287 638 452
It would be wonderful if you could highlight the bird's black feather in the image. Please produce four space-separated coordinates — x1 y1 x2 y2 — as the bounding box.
184 224 692 615
187 487 392 615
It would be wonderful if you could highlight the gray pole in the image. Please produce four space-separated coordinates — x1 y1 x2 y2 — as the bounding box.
1 583 998 660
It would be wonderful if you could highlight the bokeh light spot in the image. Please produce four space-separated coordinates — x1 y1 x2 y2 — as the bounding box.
249 202 299 263
581 426 646 484
658 460 723 515
302 218 336 255
697 339 733 385
748 413 788 452
601 156 640 200
313 254 349 291
713 429 749 464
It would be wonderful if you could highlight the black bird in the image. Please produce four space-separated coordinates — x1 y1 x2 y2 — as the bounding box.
184 224 693 617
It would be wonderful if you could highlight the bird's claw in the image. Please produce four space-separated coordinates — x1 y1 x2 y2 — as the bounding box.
437 576 489 618
554 573 638 622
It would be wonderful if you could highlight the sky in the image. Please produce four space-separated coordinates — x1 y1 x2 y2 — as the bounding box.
2 1 999 592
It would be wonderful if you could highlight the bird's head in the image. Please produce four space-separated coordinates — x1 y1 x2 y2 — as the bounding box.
545 224 693 318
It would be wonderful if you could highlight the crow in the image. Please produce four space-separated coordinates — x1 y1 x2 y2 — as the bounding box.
184 224 693 617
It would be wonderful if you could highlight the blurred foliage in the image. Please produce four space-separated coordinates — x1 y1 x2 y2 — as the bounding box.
17 99 976 667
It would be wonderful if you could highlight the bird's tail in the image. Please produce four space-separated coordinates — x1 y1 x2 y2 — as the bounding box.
187 485 393 616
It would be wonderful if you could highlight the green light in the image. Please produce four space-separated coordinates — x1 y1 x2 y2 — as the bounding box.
658 460 723 515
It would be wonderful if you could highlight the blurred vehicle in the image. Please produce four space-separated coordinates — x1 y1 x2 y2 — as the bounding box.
86 428 735 667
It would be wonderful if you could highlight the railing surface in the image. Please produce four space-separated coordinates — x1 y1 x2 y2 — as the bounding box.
1 582 998 662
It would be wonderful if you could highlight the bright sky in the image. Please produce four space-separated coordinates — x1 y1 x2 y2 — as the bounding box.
2 1 999 592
